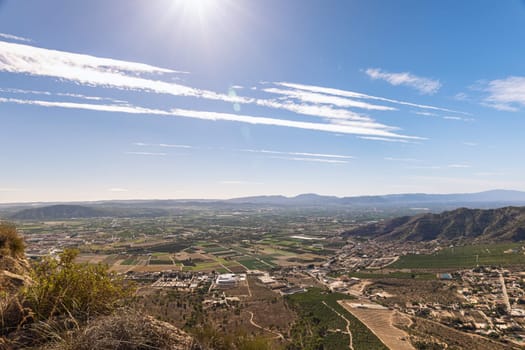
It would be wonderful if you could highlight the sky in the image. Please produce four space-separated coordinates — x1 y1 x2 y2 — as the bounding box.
1 0 525 203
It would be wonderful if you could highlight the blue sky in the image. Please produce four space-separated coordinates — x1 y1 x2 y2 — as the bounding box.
1 0 525 202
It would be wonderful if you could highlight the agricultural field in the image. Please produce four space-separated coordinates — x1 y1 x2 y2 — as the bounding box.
347 271 436 280
391 242 525 269
286 288 388 350
339 301 414 350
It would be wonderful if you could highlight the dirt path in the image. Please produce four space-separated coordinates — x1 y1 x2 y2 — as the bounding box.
246 311 285 340
321 301 354 350
246 276 252 297
339 300 414 350
499 273 511 312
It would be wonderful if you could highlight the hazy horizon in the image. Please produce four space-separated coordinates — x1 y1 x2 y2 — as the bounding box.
2 188 525 205
2 1 525 202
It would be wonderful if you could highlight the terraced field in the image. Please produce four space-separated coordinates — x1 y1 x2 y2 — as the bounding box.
339 300 415 350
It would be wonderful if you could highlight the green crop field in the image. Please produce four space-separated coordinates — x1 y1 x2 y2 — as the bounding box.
286 288 387 350
120 256 139 265
237 258 274 270
390 243 525 269
148 259 173 265
348 271 436 280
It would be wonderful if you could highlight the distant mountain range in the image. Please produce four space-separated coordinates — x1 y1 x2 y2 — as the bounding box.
3 190 525 221
226 190 525 207
343 206 525 243
9 204 169 221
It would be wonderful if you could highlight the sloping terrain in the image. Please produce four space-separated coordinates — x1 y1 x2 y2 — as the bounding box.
343 206 525 243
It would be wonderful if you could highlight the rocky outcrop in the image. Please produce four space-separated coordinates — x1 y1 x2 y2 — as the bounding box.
0 255 32 294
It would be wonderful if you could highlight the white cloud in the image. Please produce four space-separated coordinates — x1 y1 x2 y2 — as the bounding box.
462 142 478 147
0 40 430 139
219 181 264 185
484 76 525 111
159 143 193 149
413 111 438 117
0 87 127 104
0 40 253 104
448 164 471 168
125 151 167 156
255 99 375 123
133 142 193 149
357 136 417 144
385 157 420 162
0 32 32 43
442 115 474 122
0 97 421 139
365 68 442 95
275 82 463 114
262 87 396 111
269 156 348 164
240 149 353 159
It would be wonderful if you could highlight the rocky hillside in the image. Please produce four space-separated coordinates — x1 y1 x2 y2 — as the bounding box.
343 206 525 243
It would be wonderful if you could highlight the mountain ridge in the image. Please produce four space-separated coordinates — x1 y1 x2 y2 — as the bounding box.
343 206 525 243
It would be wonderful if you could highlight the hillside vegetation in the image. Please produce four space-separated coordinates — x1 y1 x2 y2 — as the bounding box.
344 206 525 243
0 224 199 349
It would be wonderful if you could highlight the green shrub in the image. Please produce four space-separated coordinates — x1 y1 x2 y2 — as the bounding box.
24 249 134 321
0 222 25 257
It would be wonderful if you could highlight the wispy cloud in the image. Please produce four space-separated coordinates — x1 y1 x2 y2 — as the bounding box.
442 115 474 122
219 180 264 185
357 136 417 144
133 142 193 149
275 82 463 114
483 76 525 111
255 99 375 123
0 40 424 140
462 142 478 147
365 68 442 95
448 164 471 168
262 87 396 111
241 149 353 159
269 156 348 164
413 111 439 117
0 40 252 104
412 110 474 122
159 143 193 149
385 157 420 162
0 96 420 139
0 87 127 104
125 151 167 156
0 32 32 43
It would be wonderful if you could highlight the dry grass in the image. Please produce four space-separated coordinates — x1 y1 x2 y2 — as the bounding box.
39 309 197 350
